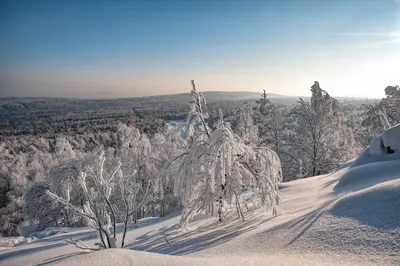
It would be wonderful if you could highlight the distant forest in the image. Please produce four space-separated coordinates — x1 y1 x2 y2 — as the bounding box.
0 91 376 138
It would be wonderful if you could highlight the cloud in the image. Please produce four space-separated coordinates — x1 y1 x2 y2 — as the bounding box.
333 32 400 49
353 38 400 48
335 32 400 37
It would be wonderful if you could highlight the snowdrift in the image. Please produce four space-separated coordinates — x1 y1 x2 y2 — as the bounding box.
369 124 400 155
299 127 400 260
335 160 400 191
338 124 400 190
351 124 400 168
331 179 400 230
301 179 400 261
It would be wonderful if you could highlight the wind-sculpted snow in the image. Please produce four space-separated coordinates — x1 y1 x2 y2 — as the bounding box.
369 124 400 155
349 124 400 169
335 160 400 191
331 179 400 230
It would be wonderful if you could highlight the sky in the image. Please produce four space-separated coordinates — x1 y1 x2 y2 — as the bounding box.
0 0 399 98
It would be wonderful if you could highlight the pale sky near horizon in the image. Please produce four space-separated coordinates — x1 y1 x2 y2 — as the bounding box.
0 0 399 99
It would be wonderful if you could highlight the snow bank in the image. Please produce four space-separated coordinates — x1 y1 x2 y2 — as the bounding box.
0 227 72 249
368 124 400 156
331 179 400 230
16 221 38 238
0 236 26 249
350 124 400 168
351 146 400 168
28 227 69 240
335 160 400 191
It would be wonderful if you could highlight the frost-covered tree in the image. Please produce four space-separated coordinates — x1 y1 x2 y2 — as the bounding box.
362 85 400 132
167 80 282 227
253 90 283 153
46 151 152 249
285 82 356 178
149 131 183 217
115 124 159 222
117 165 151 247
233 102 258 145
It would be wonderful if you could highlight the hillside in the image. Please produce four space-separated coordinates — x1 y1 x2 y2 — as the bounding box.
1 126 399 265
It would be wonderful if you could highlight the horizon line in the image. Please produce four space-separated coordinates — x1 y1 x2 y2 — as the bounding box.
0 90 382 101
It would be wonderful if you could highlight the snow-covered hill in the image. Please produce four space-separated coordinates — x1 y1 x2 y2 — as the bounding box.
1 127 399 265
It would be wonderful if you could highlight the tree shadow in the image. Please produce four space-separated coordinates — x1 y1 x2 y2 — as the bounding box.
0 215 177 262
127 214 274 255
35 251 86 266
0 242 66 261
35 230 96 243
251 198 340 248
322 178 338 189
284 199 338 247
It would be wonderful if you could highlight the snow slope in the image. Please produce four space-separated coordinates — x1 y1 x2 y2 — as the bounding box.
1 134 399 265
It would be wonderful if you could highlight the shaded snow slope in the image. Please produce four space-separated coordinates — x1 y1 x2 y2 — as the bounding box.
331 179 400 230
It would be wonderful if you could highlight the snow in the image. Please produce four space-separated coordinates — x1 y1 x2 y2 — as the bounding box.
368 124 400 155
16 221 38 238
1 129 400 265
0 236 26 250
382 124 400 152
50 248 376 266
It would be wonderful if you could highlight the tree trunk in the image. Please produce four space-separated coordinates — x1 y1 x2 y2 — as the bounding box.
121 210 130 248
218 184 225 222
235 193 245 222
160 198 165 217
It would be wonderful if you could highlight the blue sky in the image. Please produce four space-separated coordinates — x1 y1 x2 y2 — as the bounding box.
1 0 399 98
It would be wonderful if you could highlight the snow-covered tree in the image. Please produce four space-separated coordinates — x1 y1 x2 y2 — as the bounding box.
233 102 258 145
149 131 183 217
115 124 158 223
117 165 152 247
285 81 356 178
253 90 283 153
167 80 282 228
46 151 152 249
362 85 400 131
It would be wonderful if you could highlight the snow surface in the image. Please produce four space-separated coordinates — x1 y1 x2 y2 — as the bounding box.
369 124 400 155
1 134 400 265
